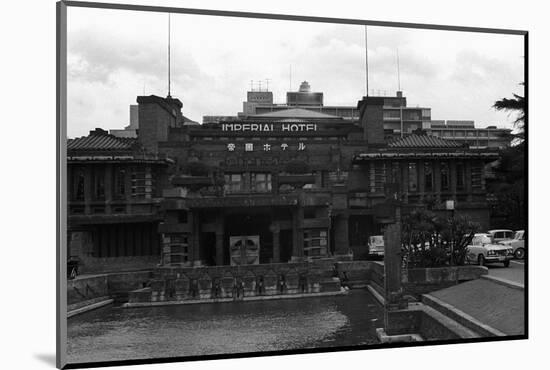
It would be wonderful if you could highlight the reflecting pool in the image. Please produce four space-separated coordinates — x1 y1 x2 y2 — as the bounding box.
67 290 382 364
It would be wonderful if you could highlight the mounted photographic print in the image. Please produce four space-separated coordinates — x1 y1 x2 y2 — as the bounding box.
56 1 527 368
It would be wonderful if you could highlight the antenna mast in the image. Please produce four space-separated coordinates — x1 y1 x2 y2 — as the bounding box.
289 65 292 91
397 48 401 91
397 48 404 138
167 13 171 98
365 25 369 97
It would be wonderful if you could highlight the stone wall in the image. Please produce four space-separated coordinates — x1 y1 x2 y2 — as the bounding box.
402 265 488 299
67 270 153 306
77 255 160 275
129 260 342 303
336 260 383 288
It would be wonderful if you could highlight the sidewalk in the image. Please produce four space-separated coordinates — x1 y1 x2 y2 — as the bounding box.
427 277 525 336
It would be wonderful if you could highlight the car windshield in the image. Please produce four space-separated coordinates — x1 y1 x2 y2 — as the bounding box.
471 235 492 245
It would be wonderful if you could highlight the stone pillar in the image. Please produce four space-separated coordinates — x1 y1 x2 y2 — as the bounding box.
449 161 457 201
104 164 113 214
214 212 225 266
418 160 425 201
433 161 441 204
383 212 407 334
369 163 376 193
190 211 202 266
125 166 133 214
465 161 472 202
84 167 93 214
401 162 409 204
333 213 350 256
215 232 224 266
292 207 304 259
272 223 280 263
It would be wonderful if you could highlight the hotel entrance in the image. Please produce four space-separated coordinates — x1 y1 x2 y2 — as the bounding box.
224 212 273 265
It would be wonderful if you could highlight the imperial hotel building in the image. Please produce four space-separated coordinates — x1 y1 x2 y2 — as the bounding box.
67 82 504 273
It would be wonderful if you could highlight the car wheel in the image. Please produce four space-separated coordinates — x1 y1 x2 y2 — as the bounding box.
477 254 485 266
515 248 525 260
503 260 510 267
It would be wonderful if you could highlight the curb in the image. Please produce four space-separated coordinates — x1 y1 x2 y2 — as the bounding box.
375 328 423 343
366 284 385 306
68 298 114 318
422 293 505 337
481 275 524 290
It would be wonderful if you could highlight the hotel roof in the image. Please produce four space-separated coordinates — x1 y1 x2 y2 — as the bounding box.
68 128 136 151
252 108 340 119
388 134 463 148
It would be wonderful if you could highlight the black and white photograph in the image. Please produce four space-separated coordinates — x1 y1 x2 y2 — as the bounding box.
57 1 526 368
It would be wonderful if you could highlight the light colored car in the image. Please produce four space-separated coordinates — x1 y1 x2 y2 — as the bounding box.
368 235 384 258
466 233 513 267
499 230 525 259
487 229 515 243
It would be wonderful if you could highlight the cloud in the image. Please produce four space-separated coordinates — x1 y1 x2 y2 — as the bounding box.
65 10 523 138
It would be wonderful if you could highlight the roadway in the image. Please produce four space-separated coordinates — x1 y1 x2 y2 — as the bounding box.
486 259 525 285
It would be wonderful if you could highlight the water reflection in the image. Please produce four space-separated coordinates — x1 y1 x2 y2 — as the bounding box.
67 290 382 364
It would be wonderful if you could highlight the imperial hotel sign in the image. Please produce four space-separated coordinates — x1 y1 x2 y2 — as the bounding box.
221 122 318 132
66 83 500 274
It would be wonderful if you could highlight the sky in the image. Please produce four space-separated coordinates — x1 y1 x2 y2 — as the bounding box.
66 6 524 138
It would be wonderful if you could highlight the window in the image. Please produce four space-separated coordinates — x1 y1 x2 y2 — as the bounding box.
424 163 433 191
441 163 449 191
391 162 401 185
403 111 420 120
471 164 482 190
383 110 401 120
165 235 189 264
177 211 188 224
408 163 418 192
303 229 328 257
116 169 126 198
456 163 465 190
252 173 272 192
75 171 84 200
304 208 316 218
94 169 105 199
373 162 387 192
224 173 244 192
131 167 155 199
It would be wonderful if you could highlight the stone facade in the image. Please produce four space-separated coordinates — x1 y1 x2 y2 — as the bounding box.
67 91 500 272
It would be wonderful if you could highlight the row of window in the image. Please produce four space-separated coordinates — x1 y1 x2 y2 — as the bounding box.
70 166 156 201
372 162 482 193
224 173 273 193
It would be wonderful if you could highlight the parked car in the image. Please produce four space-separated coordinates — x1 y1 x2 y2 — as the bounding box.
367 235 384 259
499 230 525 259
487 229 515 243
466 233 513 267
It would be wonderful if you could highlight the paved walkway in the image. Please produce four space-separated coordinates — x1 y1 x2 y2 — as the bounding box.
429 278 525 336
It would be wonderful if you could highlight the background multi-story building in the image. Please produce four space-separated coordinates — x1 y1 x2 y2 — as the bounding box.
205 81 511 149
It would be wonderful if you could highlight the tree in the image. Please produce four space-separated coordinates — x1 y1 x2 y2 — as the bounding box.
401 209 479 268
493 83 525 143
487 83 526 229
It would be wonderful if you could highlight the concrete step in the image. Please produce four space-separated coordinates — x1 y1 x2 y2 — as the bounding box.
422 293 505 337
